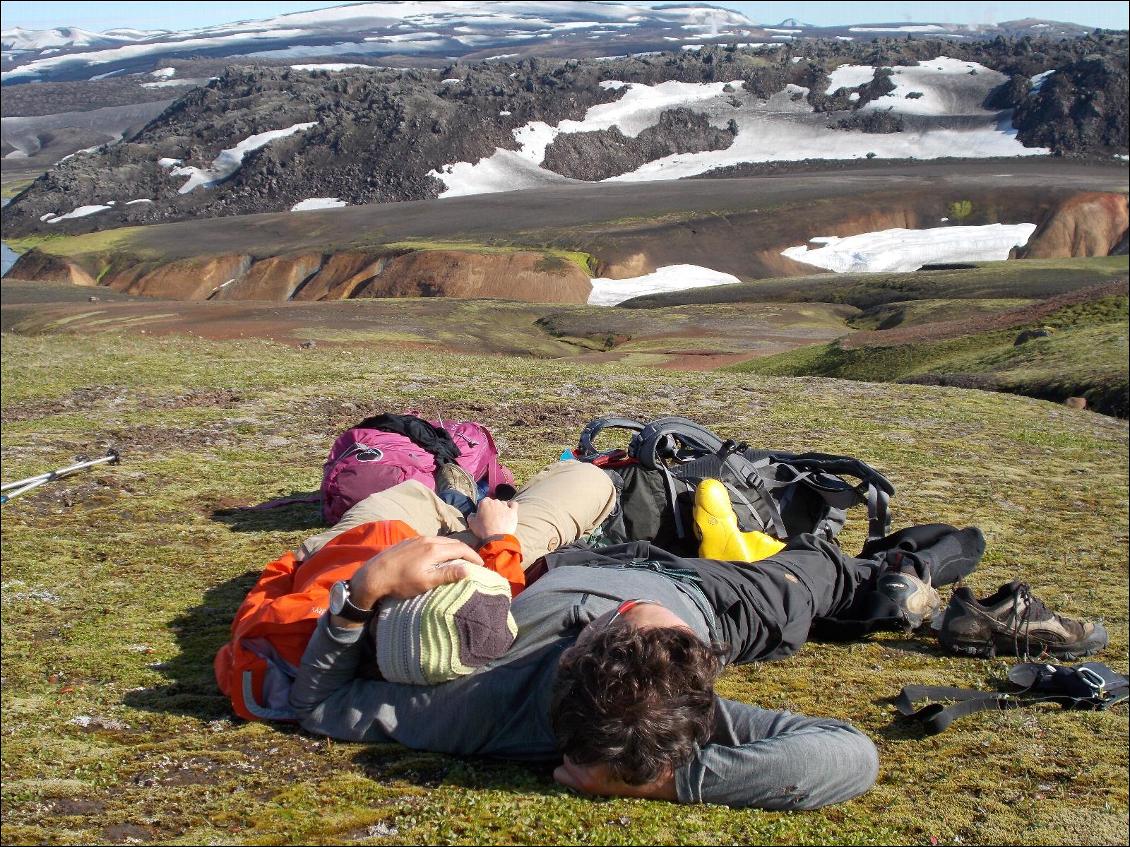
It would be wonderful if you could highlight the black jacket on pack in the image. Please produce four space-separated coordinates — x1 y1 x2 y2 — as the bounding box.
354 413 461 465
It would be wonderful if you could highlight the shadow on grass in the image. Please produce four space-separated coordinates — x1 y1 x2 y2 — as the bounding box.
351 746 565 798
210 495 323 534
124 571 261 721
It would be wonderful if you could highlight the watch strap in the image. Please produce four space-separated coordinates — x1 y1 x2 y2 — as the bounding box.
334 581 375 623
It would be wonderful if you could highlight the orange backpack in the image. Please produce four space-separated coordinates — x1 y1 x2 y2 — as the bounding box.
214 520 526 722
214 520 417 722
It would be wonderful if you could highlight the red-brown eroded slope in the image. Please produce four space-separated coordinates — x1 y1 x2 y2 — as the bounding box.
1018 192 1130 259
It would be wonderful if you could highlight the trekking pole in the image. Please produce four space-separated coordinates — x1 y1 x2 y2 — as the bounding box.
0 450 120 504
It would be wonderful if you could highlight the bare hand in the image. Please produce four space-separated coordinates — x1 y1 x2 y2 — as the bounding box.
349 536 483 610
553 757 677 802
468 497 519 540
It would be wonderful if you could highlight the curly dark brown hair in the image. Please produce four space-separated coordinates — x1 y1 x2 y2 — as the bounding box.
550 624 726 785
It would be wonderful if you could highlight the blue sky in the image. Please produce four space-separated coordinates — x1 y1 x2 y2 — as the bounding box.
2 1 1127 33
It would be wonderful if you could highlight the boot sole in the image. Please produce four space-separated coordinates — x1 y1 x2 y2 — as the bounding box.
941 623 1109 660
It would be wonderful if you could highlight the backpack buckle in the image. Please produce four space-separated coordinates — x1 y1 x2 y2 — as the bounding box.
1075 666 1107 700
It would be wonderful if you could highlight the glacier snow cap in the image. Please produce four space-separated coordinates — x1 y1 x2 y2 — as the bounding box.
374 561 517 685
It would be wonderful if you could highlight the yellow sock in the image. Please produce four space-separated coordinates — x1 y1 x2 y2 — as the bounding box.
693 479 786 562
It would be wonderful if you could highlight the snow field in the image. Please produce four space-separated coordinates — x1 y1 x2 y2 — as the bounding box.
588 264 742 306
781 223 1039 273
429 63 1047 197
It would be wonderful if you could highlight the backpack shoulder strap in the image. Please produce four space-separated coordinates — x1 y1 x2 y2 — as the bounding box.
577 416 646 459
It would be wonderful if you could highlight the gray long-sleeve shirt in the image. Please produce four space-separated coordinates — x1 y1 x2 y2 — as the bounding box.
290 565 879 809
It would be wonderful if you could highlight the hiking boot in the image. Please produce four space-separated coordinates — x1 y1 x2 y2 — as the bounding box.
693 478 785 562
874 567 943 631
938 581 1108 660
435 462 477 502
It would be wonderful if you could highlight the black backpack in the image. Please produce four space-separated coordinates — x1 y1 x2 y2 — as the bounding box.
576 415 894 556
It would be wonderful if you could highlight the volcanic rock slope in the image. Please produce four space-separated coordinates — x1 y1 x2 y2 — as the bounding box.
3 29 1127 238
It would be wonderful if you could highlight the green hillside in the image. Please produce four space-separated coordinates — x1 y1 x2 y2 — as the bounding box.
732 294 1130 416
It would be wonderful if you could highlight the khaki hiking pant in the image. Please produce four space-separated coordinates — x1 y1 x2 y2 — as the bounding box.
297 460 617 566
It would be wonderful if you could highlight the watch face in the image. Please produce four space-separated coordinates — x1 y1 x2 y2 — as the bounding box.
329 580 348 615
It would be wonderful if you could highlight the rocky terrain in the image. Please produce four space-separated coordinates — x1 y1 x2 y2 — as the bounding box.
2 31 1126 238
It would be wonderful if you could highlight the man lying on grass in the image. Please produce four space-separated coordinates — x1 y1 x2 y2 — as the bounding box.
286 460 1018 809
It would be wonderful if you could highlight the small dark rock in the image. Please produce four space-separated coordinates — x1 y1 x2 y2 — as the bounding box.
299 340 317 349
1014 328 1053 345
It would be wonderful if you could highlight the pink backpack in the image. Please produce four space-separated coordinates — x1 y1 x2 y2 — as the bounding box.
321 415 514 525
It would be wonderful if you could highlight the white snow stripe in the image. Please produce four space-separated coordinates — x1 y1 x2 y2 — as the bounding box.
588 264 741 306
781 224 1038 273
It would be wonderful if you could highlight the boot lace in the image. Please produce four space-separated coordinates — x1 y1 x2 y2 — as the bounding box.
1009 583 1050 660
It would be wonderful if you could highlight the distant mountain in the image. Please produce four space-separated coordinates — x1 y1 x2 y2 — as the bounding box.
4 31 1126 239
0 2 1108 85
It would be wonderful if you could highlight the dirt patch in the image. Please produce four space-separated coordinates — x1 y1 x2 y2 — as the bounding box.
657 352 759 370
48 797 107 816
100 823 156 843
1 384 131 422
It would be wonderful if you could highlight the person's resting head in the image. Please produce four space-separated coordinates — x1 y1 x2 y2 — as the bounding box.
549 600 726 786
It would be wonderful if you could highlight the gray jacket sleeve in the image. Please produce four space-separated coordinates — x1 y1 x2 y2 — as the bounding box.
288 614 396 741
675 697 879 809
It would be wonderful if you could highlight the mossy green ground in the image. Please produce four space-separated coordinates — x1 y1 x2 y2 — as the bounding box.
1 331 1127 846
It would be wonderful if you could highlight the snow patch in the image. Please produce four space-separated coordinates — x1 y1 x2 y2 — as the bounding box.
825 64 875 94
859 57 1006 116
43 204 113 223
169 122 317 193
849 25 948 33
781 223 1038 273
290 62 371 71
589 264 742 306
290 197 348 211
1029 69 1055 92
125 198 153 205
150 67 176 79
600 80 629 90
157 157 182 167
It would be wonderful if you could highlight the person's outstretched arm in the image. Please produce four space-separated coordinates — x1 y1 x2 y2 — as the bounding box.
553 697 877 809
677 697 879 809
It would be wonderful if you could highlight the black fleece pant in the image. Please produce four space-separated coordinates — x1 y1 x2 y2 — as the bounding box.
541 535 881 665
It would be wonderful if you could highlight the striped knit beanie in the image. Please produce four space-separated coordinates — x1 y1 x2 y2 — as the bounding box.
374 562 518 685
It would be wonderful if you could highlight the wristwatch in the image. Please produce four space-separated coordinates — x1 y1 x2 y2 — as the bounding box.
329 580 374 623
